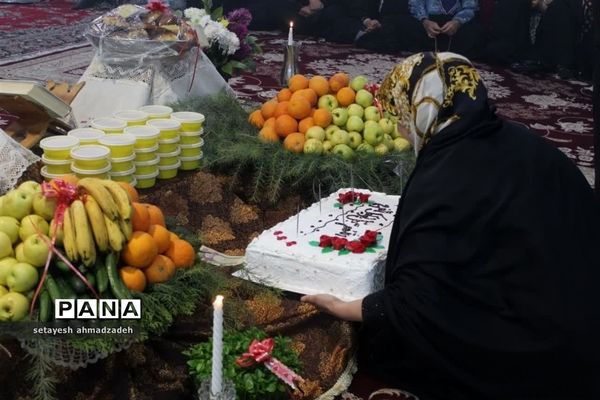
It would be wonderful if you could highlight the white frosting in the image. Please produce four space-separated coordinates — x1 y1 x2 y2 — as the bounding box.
237 188 400 301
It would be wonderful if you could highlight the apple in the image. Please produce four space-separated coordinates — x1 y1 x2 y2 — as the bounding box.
0 216 20 244
363 120 384 146
375 143 390 156
350 75 368 91
323 140 334 153
18 181 41 196
0 257 17 286
317 95 339 112
49 219 64 246
347 104 364 119
379 118 395 136
2 190 33 220
32 192 57 221
331 108 349 127
15 243 27 264
364 106 381 122
394 137 411 152
357 143 375 154
325 125 339 141
0 292 30 321
0 195 4 215
332 144 355 160
384 134 395 151
0 231 13 259
346 116 364 133
305 126 326 142
303 138 324 155
0 286 7 297
330 129 350 146
348 132 363 149
22 234 50 268
6 262 38 292
19 215 49 241
355 89 374 108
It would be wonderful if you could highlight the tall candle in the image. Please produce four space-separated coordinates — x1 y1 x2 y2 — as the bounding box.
288 21 294 46
211 295 224 395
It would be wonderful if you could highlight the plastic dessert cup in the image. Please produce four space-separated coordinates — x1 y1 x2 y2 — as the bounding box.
98 134 136 158
67 128 105 145
109 166 136 183
114 110 149 126
134 144 159 162
41 155 72 175
110 153 136 173
157 148 181 166
179 154 203 170
157 159 181 180
41 166 68 181
179 142 203 158
70 145 110 170
134 170 159 189
146 119 180 140
124 125 160 149
179 130 204 145
139 105 173 120
134 156 159 175
157 136 180 153
71 162 111 179
90 117 127 133
171 111 205 132
39 136 80 160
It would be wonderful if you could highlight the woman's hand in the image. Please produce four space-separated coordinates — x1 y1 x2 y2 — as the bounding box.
441 20 461 36
363 18 382 31
422 19 441 38
301 294 363 321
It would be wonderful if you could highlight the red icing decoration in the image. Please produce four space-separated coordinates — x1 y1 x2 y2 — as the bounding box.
286 241 297 246
274 231 283 235
277 236 287 240
346 240 366 253
331 237 348 250
146 0 169 12
337 191 371 204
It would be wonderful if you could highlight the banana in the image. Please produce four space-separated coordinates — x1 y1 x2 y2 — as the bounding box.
104 214 125 252
77 178 120 220
99 180 132 220
71 199 96 266
118 217 133 241
62 205 78 262
83 196 109 252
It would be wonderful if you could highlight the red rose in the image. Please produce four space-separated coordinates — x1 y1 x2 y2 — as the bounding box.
346 240 366 253
319 235 333 247
360 230 378 246
338 192 352 204
331 237 348 250
358 193 370 203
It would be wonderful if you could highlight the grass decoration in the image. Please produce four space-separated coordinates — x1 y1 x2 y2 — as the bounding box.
170 92 416 203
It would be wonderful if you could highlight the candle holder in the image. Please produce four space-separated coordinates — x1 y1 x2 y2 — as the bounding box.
197 377 236 400
280 44 300 86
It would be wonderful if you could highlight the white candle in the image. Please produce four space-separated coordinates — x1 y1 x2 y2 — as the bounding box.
211 295 224 395
288 22 294 46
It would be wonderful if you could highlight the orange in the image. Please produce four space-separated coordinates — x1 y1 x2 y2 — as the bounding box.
275 115 298 138
313 108 333 128
169 232 179 242
288 97 312 120
145 204 165 227
336 87 356 106
165 239 196 268
298 117 315 134
274 101 289 117
248 110 265 128
292 89 317 107
117 181 139 202
131 202 151 232
309 76 330 97
283 132 305 153
261 100 278 119
263 117 276 131
119 266 147 292
259 126 280 143
122 231 159 268
50 174 79 188
288 74 309 92
148 224 171 254
144 255 176 284
277 88 292 102
329 72 350 93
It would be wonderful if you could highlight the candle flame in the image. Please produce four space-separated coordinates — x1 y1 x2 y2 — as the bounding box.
290 21 294 28
213 295 224 307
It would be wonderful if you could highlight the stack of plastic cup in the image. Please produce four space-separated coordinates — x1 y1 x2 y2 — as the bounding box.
39 136 80 180
67 128 105 145
139 105 173 120
109 153 136 184
170 111 205 132
125 125 161 188
147 119 180 140
126 125 160 152
70 145 111 179
98 134 137 183
90 117 127 134
114 110 149 127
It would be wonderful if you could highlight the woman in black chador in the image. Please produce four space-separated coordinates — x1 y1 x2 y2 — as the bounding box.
303 52 600 400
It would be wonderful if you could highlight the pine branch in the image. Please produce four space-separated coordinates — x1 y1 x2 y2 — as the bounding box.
26 341 58 400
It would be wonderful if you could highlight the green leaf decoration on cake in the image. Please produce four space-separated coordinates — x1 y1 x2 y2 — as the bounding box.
367 201 374 205
373 245 385 249
365 247 376 253
309 241 320 247
322 247 334 254
333 202 342 208
338 249 350 256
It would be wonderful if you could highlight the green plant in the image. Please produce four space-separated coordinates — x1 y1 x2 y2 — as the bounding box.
185 327 301 400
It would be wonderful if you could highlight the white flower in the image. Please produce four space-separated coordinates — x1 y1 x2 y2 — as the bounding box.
204 20 239 55
184 7 206 20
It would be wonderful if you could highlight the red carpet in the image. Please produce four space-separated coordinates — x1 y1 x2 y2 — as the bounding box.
0 0 97 31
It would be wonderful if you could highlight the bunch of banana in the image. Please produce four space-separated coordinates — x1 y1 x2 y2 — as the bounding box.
61 178 134 265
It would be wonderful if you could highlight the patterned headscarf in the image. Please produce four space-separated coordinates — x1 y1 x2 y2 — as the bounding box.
377 52 489 154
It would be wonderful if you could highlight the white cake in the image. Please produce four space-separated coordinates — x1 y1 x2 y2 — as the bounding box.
237 188 400 301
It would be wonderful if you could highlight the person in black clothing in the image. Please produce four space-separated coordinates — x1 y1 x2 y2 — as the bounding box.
302 52 600 400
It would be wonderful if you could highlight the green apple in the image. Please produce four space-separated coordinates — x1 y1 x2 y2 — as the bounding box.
0 285 7 296
363 120 384 146
355 89 374 108
0 231 13 259
22 234 50 268
383 134 395 151
332 144 355 160
331 107 349 127
15 243 28 264
305 126 326 141
350 75 368 91
6 262 38 292
2 190 33 220
303 138 324 154
330 129 350 146
0 195 4 215
19 215 49 241
317 95 339 112
18 181 41 196
0 257 17 286
0 292 30 321
379 118 395 136
323 140 334 153
49 219 64 246
348 132 363 149
393 137 411 152
374 143 390 156
364 106 380 122
346 116 364 133
32 192 57 221
325 125 339 141
357 143 375 154
347 104 364 119
0 216 20 244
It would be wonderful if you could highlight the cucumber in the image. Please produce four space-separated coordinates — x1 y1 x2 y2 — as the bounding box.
45 275 62 302
39 290 52 322
56 276 77 299
106 252 131 299
54 260 70 274
84 273 96 290
96 262 109 294
68 275 87 295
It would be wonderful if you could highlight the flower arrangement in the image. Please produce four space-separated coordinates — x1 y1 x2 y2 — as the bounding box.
184 0 261 79
310 230 384 255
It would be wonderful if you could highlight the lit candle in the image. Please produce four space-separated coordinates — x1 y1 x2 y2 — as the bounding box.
288 21 294 46
211 295 224 395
